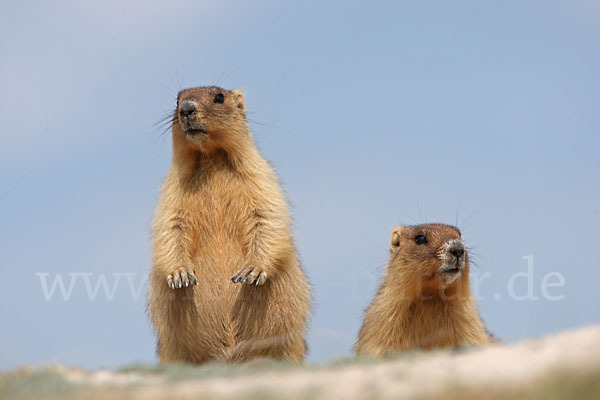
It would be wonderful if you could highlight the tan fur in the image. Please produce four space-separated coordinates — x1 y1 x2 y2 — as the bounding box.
356 224 493 357
148 86 310 364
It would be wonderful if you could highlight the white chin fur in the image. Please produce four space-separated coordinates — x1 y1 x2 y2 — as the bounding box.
440 266 462 284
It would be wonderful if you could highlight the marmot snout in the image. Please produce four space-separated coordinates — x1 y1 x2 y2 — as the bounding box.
438 239 466 281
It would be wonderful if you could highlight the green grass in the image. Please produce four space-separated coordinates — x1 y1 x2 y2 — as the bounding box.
0 369 82 400
118 356 297 380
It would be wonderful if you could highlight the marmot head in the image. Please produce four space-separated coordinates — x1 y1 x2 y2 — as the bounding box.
389 224 469 296
173 86 248 154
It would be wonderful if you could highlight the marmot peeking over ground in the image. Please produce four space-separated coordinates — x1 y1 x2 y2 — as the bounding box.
148 86 310 364
356 224 494 357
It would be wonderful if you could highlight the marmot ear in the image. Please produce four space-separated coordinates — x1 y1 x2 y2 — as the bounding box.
232 89 245 110
390 228 403 251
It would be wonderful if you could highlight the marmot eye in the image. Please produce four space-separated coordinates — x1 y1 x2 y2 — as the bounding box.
414 234 427 245
214 93 225 104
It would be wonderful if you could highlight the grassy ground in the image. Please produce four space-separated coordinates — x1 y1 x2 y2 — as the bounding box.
2 324 599 400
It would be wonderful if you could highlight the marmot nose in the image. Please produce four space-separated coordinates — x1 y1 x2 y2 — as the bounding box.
450 248 464 258
179 100 197 117
446 240 465 259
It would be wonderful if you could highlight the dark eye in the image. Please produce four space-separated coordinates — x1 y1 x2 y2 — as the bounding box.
214 93 225 103
414 234 427 245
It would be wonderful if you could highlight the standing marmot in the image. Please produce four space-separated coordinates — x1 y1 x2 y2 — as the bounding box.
148 86 310 364
356 224 493 357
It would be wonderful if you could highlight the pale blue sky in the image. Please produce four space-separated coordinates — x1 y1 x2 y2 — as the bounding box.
1 0 599 369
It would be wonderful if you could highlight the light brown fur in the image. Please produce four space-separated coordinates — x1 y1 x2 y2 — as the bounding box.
356 224 493 357
148 86 310 364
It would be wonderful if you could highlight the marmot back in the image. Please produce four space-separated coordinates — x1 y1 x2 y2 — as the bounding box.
148 86 310 364
356 223 493 357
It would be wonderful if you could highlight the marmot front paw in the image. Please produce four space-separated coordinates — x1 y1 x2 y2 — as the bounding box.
231 266 267 285
167 268 199 289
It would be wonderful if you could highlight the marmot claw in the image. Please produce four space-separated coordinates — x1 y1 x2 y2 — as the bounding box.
231 266 267 286
167 268 199 289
